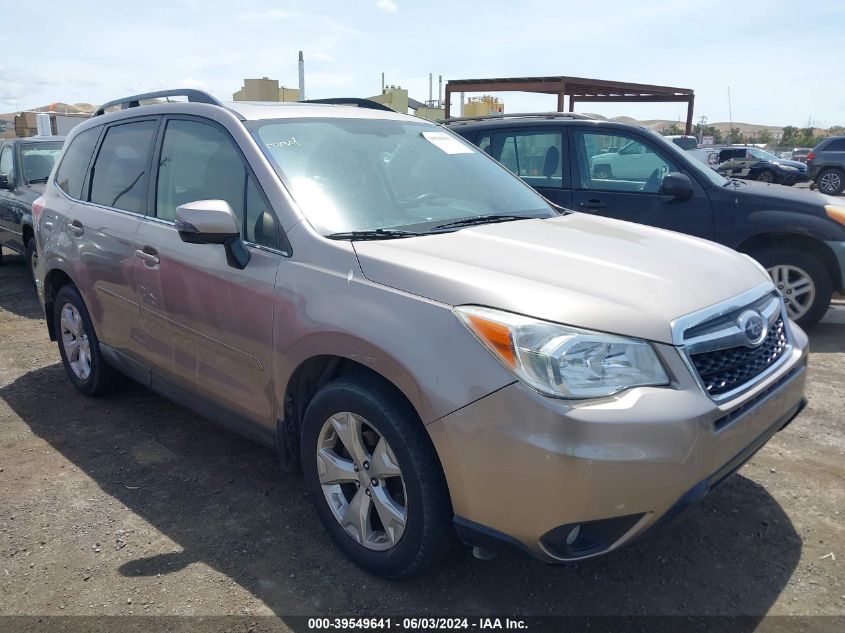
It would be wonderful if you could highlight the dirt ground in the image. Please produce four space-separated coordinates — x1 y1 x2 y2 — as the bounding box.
0 245 843 627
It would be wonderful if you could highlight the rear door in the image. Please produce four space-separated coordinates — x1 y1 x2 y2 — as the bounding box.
133 116 283 426
569 127 715 239
61 119 156 353
474 127 571 207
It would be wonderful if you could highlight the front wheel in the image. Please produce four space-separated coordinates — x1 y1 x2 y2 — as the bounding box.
757 169 775 183
54 284 123 396
300 375 456 578
755 248 833 328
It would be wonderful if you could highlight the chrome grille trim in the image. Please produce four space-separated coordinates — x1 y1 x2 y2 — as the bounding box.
670 283 795 403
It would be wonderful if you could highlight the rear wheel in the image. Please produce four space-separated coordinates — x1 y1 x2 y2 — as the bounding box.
25 238 37 289
754 248 833 328
757 169 775 183
817 168 844 195
300 375 456 578
54 284 123 396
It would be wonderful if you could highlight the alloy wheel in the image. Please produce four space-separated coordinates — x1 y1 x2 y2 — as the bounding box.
768 264 816 321
819 171 842 194
758 170 774 183
60 302 91 380
316 412 407 551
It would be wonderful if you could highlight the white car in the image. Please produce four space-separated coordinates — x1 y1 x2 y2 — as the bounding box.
590 140 667 181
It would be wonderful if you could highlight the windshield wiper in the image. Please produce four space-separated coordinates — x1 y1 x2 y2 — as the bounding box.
430 214 532 231
325 229 427 241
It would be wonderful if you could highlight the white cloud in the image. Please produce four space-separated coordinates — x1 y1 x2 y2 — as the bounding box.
375 0 398 13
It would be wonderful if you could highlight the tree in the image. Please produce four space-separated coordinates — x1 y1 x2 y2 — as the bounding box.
729 128 745 144
758 129 773 145
781 125 799 146
693 123 723 144
661 123 683 136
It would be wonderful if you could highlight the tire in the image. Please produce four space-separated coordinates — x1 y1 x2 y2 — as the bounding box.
25 237 37 289
757 169 775 183
816 168 844 195
54 284 123 396
593 165 612 179
754 247 833 329
300 374 456 578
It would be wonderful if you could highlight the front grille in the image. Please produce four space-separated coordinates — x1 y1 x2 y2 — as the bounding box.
690 318 788 397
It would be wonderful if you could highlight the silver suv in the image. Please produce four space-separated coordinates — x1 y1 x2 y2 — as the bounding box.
34 90 808 577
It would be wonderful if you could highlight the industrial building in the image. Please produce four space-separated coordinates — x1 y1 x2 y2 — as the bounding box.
233 78 300 103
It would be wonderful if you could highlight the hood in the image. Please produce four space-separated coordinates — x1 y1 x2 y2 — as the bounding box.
733 179 840 208
771 159 807 170
353 214 772 344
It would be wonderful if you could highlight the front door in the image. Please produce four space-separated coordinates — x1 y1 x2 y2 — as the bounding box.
569 128 715 240
0 144 22 250
475 128 571 207
133 116 283 426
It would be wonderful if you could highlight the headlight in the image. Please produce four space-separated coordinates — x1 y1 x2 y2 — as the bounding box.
825 205 845 226
779 165 798 172
454 306 669 399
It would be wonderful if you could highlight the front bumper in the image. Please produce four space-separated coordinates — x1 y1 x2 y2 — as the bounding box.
427 325 809 562
780 171 809 185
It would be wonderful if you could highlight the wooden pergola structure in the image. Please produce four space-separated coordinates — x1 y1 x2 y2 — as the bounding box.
444 75 695 134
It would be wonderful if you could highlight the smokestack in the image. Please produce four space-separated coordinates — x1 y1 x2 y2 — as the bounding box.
438 75 442 105
298 51 305 101
381 72 385 93
429 73 433 102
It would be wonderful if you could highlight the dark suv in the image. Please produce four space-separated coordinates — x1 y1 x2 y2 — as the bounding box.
0 136 65 280
807 136 845 195
446 113 845 327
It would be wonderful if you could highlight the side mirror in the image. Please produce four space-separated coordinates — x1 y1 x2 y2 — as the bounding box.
0 173 11 190
175 200 250 269
660 172 693 199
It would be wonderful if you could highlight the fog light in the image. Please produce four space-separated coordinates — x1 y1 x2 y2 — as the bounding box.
565 525 581 546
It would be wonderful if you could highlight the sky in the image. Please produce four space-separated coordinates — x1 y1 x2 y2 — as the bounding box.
1 0 843 127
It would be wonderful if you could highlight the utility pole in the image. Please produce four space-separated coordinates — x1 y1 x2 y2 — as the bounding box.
727 86 734 145
697 114 707 144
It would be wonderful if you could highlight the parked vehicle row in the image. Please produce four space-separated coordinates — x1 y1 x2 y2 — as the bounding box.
445 113 845 328
30 90 811 578
0 136 65 279
807 136 845 195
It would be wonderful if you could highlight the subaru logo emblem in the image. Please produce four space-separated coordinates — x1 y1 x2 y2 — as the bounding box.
737 310 767 347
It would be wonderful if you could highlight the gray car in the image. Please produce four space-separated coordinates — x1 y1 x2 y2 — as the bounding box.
33 90 808 577
808 136 845 195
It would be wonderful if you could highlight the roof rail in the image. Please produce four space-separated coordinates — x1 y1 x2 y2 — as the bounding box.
93 89 224 117
303 98 395 112
442 112 596 124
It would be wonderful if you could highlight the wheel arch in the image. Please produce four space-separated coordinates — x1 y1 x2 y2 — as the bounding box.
21 222 34 245
737 232 842 292
278 354 427 475
43 267 77 341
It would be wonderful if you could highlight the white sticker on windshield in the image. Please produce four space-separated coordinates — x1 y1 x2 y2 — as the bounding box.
421 131 473 155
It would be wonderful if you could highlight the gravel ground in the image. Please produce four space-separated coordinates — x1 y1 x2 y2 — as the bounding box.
0 246 843 628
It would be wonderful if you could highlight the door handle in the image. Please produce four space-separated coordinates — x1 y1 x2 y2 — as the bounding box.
69 219 84 236
579 199 607 210
135 247 160 266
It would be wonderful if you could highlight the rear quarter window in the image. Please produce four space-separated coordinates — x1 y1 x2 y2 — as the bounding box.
55 127 101 199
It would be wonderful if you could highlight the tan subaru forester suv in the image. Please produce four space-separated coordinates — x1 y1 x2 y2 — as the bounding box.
33 90 808 578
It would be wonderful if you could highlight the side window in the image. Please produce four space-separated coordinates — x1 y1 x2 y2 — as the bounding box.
55 127 101 199
0 146 15 185
826 138 845 152
476 131 564 188
89 120 158 213
156 119 279 249
574 131 679 194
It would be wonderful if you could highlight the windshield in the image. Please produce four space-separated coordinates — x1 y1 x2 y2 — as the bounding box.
646 130 728 187
21 142 63 183
748 147 780 161
248 118 554 235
